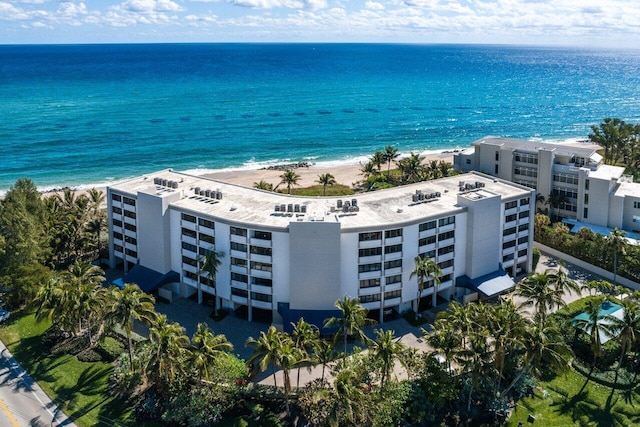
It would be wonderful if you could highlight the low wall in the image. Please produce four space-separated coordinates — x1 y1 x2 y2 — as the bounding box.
534 242 640 291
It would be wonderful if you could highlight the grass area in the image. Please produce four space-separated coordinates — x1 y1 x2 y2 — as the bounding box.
281 184 355 197
0 310 143 427
507 368 640 426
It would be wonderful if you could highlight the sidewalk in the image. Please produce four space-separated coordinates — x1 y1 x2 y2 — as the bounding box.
0 339 77 427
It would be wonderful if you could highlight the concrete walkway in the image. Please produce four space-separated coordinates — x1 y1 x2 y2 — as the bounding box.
0 340 76 427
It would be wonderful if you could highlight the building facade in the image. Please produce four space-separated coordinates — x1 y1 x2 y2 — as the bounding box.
107 170 534 327
454 137 640 234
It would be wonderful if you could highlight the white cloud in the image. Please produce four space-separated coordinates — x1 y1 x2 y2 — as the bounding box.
365 1 385 10
228 0 326 9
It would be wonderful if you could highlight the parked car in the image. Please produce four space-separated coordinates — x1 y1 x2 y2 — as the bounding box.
0 309 10 323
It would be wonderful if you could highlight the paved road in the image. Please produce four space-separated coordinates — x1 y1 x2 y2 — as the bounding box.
0 340 76 427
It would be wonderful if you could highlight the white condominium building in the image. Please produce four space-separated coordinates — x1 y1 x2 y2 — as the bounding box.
454 137 640 234
107 170 534 328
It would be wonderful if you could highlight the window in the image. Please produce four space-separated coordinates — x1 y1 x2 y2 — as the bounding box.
634 201 640 209
503 253 514 262
518 249 528 258
125 249 137 258
230 242 247 252
520 197 530 206
384 290 401 299
251 277 272 287
230 227 247 237
199 247 213 257
384 259 402 270
181 213 196 223
518 223 529 232
253 230 272 240
124 210 136 219
251 292 272 303
503 227 517 236
359 263 381 273
495 152 500 161
585 179 590 190
112 206 122 215
419 220 437 232
584 194 589 205
182 227 197 238
198 218 215 229
385 229 403 239
466 159 471 164
438 245 454 256
518 236 528 245
231 288 248 298
182 256 197 267
359 294 381 304
513 179 537 190
420 250 436 259
231 257 247 267
200 276 214 287
419 235 436 246
359 247 382 257
184 270 198 281
634 215 640 224
250 246 272 257
385 244 402 254
519 210 529 219
514 166 537 178
359 231 382 241
505 201 518 210
552 188 578 200
113 219 123 227
583 208 589 219
199 233 215 244
514 152 538 164
503 240 516 249
505 214 517 222
113 231 123 241
111 193 122 202
124 235 137 245
123 196 136 206
438 230 455 241
251 261 272 272
114 244 123 252
438 259 454 269
441 274 452 282
386 274 402 285
231 272 248 283
360 278 380 289
438 216 455 227
124 223 136 232
553 173 579 185
495 164 499 174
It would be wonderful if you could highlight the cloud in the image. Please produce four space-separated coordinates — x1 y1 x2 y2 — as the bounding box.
365 1 384 10
228 0 326 10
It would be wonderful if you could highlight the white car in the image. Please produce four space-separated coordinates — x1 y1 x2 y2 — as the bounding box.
0 309 10 323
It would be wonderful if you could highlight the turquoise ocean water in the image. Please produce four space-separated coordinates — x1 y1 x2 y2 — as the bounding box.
1 43 640 193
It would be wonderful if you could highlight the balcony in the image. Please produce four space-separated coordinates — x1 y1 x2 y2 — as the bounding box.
503 234 516 244
182 263 197 274
358 270 382 280
125 242 136 252
230 264 248 275
361 300 381 310
124 228 137 239
438 237 454 248
231 280 248 290
231 294 248 305
385 236 403 246
230 234 247 244
504 219 517 229
250 253 272 264
383 297 401 307
112 224 123 234
359 254 382 263
384 282 402 292
518 242 529 251
181 220 196 231
250 237 272 248
201 283 215 294
182 235 197 246
384 266 402 276
111 200 122 209
441 266 454 276
384 251 402 261
419 286 435 296
419 229 437 239
251 284 273 295
124 215 136 226
251 299 272 310
250 268 272 279
502 258 515 269
359 286 381 296
437 251 454 263
230 249 247 259
113 248 123 257
358 239 382 249
182 276 197 287
505 206 518 217
519 215 530 225
439 280 453 290
439 223 455 233
125 253 138 263
503 246 515 256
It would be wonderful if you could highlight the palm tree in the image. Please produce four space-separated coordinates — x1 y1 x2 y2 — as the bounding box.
291 318 319 388
189 322 233 382
324 296 375 355
86 217 105 254
253 180 273 191
63 261 105 287
425 323 460 374
198 249 224 315
574 296 612 394
87 188 105 214
547 192 568 221
515 271 565 326
437 160 453 178
383 146 400 176
313 338 338 384
606 228 627 286
410 255 442 313
148 314 190 384
316 173 336 196
547 261 581 296
246 326 283 387
369 329 406 388
606 300 640 384
427 160 442 179
279 169 301 195
371 151 385 172
397 152 425 184
109 283 157 370
359 161 377 180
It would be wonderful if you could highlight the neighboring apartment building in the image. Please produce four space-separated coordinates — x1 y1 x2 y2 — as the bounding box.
454 137 640 233
107 170 534 327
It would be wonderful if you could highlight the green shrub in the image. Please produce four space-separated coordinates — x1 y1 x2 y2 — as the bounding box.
50 337 87 355
532 247 541 271
77 348 103 363
98 336 125 362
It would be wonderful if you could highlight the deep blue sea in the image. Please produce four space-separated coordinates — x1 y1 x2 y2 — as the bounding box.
1 43 640 193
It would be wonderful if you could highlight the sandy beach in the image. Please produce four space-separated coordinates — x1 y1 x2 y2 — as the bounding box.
202 151 455 189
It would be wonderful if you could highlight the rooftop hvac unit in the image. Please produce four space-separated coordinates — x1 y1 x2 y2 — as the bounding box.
171 181 178 189
352 199 357 206
430 193 437 198
275 204 281 212
330 206 336 212
154 177 160 185
216 192 222 200
465 184 473 190
337 200 343 208
343 204 350 212
294 204 300 212
205 190 211 198
416 189 422 194
344 201 351 208
412 194 419 202
459 186 465 192
288 204 293 212
435 192 441 197
161 179 168 187
301 205 307 213
419 193 425 200
280 204 286 212
194 187 200 194
459 181 465 187
199 190 205 196
354 206 360 212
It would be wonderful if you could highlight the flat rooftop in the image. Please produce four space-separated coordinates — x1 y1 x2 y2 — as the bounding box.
109 170 532 231
472 136 601 158
614 181 640 198
588 164 625 181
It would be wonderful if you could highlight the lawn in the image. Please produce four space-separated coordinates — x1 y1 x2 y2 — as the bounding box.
0 311 141 427
285 184 355 197
507 368 640 426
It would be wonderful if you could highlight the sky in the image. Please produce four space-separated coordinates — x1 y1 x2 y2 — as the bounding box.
1 0 639 46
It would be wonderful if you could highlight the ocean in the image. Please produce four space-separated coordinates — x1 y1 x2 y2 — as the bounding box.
1 43 639 193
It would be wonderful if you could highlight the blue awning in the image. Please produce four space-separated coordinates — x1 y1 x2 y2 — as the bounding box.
278 302 342 335
457 270 515 298
112 265 179 292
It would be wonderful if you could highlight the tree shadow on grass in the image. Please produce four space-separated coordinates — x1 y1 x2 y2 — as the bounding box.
548 386 636 427
53 364 111 410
